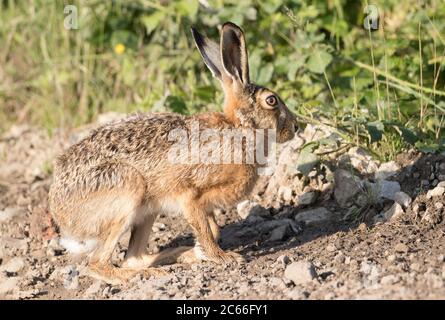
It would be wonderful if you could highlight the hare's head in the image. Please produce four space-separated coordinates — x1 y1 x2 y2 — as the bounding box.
191 22 298 143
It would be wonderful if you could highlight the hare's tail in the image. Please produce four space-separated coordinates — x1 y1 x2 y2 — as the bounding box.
59 237 98 255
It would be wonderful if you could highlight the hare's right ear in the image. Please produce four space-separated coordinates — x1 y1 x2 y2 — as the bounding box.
191 27 224 81
220 22 250 85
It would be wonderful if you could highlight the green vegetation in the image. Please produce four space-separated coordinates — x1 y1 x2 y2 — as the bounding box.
0 0 444 159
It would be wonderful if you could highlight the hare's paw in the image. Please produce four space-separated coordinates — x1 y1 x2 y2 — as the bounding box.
203 249 245 265
89 263 167 285
88 264 134 285
139 267 168 279
218 251 245 264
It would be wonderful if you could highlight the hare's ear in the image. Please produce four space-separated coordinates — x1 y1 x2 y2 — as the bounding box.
191 27 224 80
220 22 250 85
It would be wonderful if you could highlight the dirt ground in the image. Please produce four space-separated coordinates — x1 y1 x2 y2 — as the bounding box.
0 115 444 300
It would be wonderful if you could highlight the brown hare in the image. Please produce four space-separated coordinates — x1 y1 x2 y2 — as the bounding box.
49 22 298 284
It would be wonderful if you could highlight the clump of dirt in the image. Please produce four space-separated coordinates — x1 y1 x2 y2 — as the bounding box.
0 117 444 300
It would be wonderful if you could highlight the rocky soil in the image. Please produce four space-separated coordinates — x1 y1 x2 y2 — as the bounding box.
0 114 444 299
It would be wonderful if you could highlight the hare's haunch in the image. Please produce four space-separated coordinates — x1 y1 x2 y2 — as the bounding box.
49 22 298 284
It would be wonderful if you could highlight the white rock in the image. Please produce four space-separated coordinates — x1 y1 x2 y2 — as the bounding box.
295 207 331 225
152 222 166 232
380 274 398 285
437 181 445 188
236 201 269 220
236 200 252 219
269 277 285 289
360 261 373 274
84 281 102 297
284 261 317 285
365 264 380 285
426 187 445 199
278 186 293 202
302 124 334 142
334 169 362 207
384 203 404 221
296 192 317 206
277 255 290 268
0 277 18 295
346 147 379 174
394 192 412 209
375 180 401 201
63 265 79 290
1 257 25 273
375 161 400 180
287 288 307 300
395 243 409 253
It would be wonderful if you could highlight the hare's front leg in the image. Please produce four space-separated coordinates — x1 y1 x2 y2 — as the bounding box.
183 202 244 264
208 211 221 243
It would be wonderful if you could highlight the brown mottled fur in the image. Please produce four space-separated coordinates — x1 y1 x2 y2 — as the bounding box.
48 22 297 284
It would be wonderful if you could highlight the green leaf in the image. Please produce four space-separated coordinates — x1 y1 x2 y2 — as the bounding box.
415 142 439 154
165 95 187 114
397 126 418 145
296 142 319 176
122 57 135 86
286 56 305 81
398 100 418 117
176 0 199 20
367 121 384 143
318 137 338 147
248 49 262 81
142 11 165 34
306 50 332 74
257 64 274 85
352 75 373 90
194 86 215 103
259 0 282 14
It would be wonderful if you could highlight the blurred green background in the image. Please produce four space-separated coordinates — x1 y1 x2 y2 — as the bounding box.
0 0 444 159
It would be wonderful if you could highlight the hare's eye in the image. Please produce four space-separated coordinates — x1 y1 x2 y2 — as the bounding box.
265 95 278 106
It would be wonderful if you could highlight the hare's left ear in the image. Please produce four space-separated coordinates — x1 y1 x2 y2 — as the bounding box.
220 22 250 85
191 27 224 81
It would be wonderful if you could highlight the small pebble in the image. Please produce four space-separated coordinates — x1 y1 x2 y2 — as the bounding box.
395 243 409 253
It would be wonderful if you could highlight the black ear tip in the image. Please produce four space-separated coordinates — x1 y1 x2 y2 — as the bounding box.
191 27 205 47
222 21 243 33
191 27 202 42
222 21 239 28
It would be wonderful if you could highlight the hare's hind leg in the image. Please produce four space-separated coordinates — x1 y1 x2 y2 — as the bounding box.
86 200 166 283
65 163 166 283
122 212 157 268
88 216 166 285
124 211 199 267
